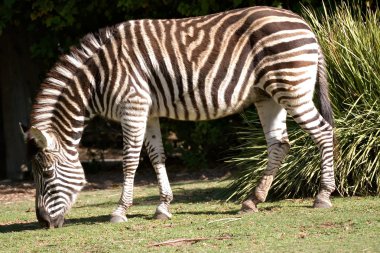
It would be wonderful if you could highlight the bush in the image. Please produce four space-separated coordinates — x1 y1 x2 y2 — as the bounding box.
161 117 239 170
226 2 380 201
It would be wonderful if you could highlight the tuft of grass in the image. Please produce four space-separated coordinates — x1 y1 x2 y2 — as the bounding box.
0 180 379 252
226 2 380 201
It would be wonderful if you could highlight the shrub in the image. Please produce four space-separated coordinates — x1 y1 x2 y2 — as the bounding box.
226 2 380 201
161 117 239 170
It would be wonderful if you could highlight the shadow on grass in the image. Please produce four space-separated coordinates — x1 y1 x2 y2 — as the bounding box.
74 184 229 210
65 214 110 226
134 184 229 204
75 184 304 216
66 213 152 226
0 205 291 233
0 222 40 233
0 214 153 233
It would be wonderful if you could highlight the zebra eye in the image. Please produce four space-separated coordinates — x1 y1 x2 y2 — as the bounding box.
42 169 55 179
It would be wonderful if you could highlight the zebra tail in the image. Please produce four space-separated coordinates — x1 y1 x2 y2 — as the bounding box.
316 49 338 156
316 50 334 128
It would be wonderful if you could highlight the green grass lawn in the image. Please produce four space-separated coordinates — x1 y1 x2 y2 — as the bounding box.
0 179 379 253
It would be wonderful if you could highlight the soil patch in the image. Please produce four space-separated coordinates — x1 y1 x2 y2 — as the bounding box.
0 158 232 203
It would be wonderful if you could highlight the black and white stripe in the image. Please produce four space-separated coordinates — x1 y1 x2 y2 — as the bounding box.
26 6 335 227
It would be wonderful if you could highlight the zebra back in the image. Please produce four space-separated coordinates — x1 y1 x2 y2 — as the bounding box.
32 6 319 133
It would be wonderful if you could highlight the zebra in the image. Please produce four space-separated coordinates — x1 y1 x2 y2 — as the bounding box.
21 6 335 228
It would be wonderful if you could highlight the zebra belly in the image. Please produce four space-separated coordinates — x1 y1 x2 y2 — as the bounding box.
151 86 266 121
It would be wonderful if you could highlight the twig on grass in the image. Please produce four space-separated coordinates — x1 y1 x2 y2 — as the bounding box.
207 217 242 224
149 236 232 247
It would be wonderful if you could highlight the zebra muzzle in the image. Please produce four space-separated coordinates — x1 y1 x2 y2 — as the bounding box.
37 207 65 228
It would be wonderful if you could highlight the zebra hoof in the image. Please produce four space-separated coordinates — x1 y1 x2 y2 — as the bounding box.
110 214 128 223
154 205 172 220
154 212 172 220
239 199 259 214
313 198 332 208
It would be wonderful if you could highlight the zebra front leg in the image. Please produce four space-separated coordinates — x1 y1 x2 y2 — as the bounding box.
144 117 173 220
241 99 290 213
110 105 148 223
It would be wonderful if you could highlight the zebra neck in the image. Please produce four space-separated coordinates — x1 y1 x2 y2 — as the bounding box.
31 27 119 148
30 77 89 149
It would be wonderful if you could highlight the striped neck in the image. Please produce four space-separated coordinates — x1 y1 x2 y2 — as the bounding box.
31 26 119 149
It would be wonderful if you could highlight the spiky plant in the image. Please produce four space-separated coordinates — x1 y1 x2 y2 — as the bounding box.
226 2 380 201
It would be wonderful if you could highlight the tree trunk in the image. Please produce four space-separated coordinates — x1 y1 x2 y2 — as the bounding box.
0 27 41 180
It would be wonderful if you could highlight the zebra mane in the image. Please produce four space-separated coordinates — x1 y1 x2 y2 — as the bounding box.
32 25 120 128
44 25 118 90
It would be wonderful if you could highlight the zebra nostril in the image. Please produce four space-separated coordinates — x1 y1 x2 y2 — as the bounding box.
36 207 51 228
40 219 50 229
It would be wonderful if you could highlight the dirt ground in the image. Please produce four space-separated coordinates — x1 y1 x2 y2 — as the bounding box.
0 159 232 203
0 181 35 203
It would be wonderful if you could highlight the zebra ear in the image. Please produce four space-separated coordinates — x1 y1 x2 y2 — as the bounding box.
19 122 28 143
29 127 49 149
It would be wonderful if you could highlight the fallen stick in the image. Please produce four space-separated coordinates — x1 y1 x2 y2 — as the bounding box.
149 236 232 247
207 217 242 224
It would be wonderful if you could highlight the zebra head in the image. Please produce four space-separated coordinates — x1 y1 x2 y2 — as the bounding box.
21 125 86 228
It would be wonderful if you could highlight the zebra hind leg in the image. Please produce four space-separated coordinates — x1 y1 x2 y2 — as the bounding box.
285 101 335 208
240 99 290 213
144 117 173 220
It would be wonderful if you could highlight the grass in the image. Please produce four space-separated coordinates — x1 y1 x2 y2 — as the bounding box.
0 179 379 253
